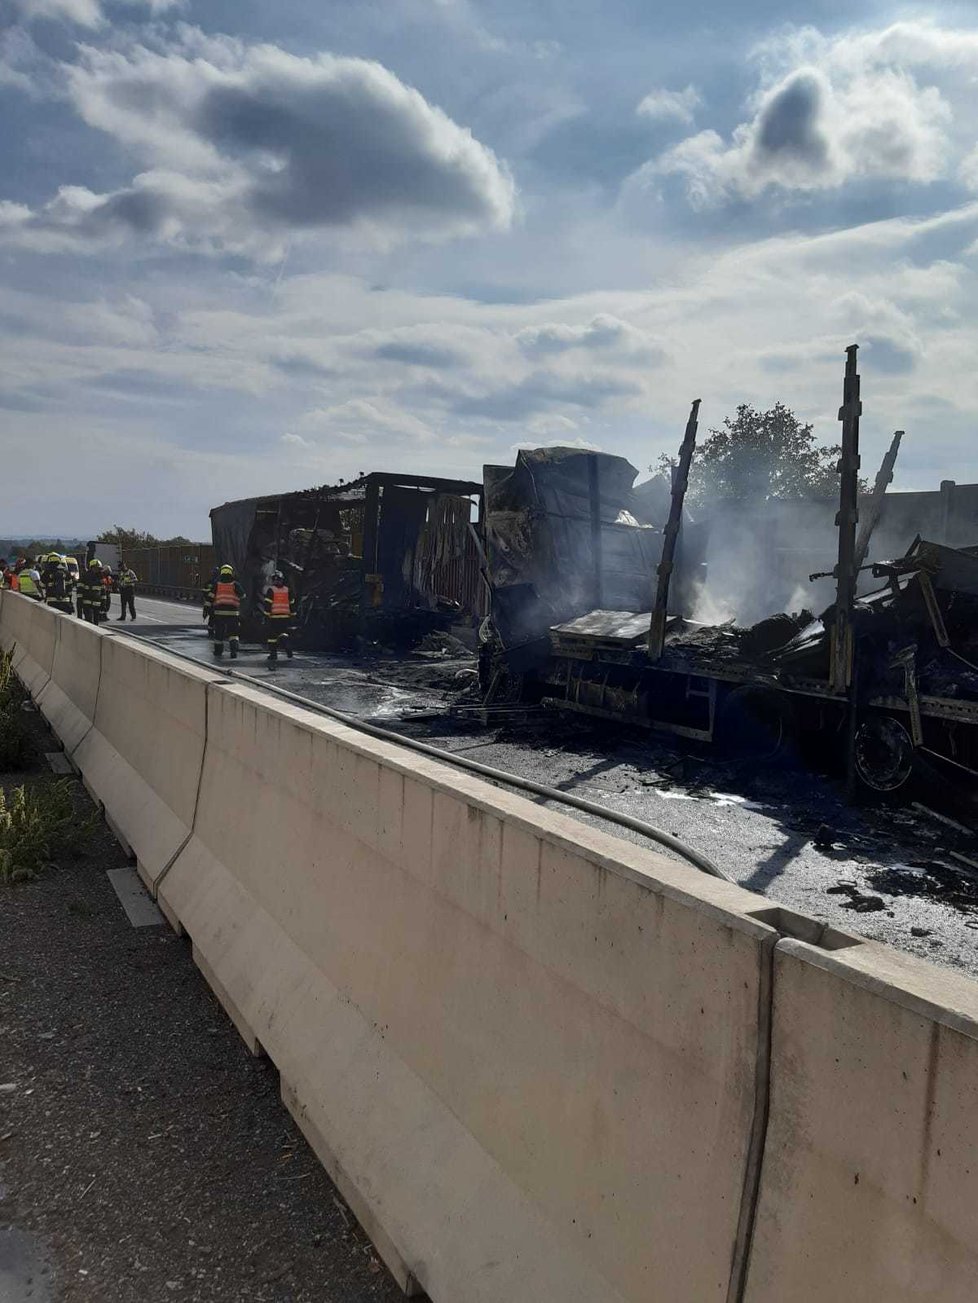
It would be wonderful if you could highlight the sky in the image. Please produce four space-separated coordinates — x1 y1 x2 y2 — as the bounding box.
2 0 978 538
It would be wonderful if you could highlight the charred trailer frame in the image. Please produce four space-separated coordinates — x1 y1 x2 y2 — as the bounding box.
482 349 978 802
210 472 485 650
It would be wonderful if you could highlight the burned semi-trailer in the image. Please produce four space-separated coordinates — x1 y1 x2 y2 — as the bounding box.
480 348 978 800
211 472 485 650
477 444 704 695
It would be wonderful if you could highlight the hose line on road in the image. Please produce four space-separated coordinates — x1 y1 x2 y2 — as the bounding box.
118 629 732 882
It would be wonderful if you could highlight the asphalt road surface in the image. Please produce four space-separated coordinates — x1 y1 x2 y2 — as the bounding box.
123 594 978 978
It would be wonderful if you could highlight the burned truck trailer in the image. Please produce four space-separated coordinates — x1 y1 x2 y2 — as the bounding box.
482 352 978 798
541 539 978 794
211 472 484 650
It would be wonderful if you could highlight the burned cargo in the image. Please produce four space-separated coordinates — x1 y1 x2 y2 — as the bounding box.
481 350 978 804
211 472 484 651
478 446 707 688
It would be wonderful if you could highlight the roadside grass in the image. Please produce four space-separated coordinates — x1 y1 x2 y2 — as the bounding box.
0 648 32 771
0 649 97 882
0 779 97 884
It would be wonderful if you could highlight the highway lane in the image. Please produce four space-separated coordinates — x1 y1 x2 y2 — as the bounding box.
125 594 978 976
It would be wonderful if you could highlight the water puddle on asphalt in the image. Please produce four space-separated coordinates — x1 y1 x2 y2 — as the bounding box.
0 1227 53 1302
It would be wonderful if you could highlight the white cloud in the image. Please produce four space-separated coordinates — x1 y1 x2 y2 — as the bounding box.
636 85 701 126
515 313 664 359
0 30 516 257
11 0 102 25
280 431 310 447
300 396 437 445
961 146 978 193
10 0 183 25
645 20 970 205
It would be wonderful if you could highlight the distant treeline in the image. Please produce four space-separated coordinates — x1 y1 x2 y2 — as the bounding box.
1 538 84 558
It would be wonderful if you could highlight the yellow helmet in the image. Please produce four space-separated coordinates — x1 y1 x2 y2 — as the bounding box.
88 558 102 569
219 564 234 577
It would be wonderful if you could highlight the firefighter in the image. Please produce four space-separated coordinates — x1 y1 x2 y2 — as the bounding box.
44 561 74 615
262 571 295 668
79 559 110 625
116 565 138 621
16 558 42 601
205 564 244 658
40 551 62 591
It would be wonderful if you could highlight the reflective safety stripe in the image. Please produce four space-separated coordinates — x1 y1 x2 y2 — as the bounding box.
269 586 291 617
214 581 240 610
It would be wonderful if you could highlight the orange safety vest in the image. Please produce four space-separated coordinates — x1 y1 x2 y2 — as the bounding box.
269 586 291 617
213 580 240 611
8 573 19 591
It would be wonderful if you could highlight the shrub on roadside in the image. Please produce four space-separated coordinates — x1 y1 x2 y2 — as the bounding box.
0 780 95 883
0 704 31 771
0 648 16 707
0 648 33 770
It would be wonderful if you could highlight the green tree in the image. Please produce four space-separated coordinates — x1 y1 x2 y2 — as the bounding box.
656 402 854 509
97 526 192 548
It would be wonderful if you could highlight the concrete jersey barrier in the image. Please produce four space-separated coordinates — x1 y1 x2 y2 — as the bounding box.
36 609 104 754
2 595 220 890
74 632 223 890
744 937 978 1302
0 590 57 698
159 681 779 1302
6 591 978 1301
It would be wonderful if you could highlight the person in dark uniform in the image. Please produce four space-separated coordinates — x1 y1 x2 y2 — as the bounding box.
117 566 138 620
79 559 110 625
44 561 74 615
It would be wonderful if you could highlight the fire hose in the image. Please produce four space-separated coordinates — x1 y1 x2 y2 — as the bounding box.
119 631 732 882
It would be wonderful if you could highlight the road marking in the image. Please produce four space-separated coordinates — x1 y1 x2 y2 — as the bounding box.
106 867 164 928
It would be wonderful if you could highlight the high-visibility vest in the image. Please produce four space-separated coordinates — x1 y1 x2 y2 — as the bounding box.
8 573 19 592
18 571 38 597
269 586 291 617
213 581 240 611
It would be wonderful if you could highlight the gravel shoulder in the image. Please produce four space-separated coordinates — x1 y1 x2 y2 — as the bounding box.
0 702 402 1303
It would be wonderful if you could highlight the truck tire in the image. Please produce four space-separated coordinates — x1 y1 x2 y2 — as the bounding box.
853 714 915 793
714 685 795 762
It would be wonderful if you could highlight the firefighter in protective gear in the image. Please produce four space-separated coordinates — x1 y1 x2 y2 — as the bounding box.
205 564 244 658
79 559 110 625
263 572 295 668
45 562 74 615
40 552 62 592
117 566 138 621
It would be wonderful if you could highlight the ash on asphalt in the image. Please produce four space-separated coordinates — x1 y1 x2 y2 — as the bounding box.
0 699 402 1303
133 597 978 978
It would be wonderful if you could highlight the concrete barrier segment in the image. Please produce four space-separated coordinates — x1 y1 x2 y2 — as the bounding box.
36 613 106 756
744 936 978 1302
0 592 57 698
162 681 784 1303
72 636 222 891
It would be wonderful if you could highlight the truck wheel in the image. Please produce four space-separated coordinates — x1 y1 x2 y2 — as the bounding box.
853 715 914 792
715 685 795 761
